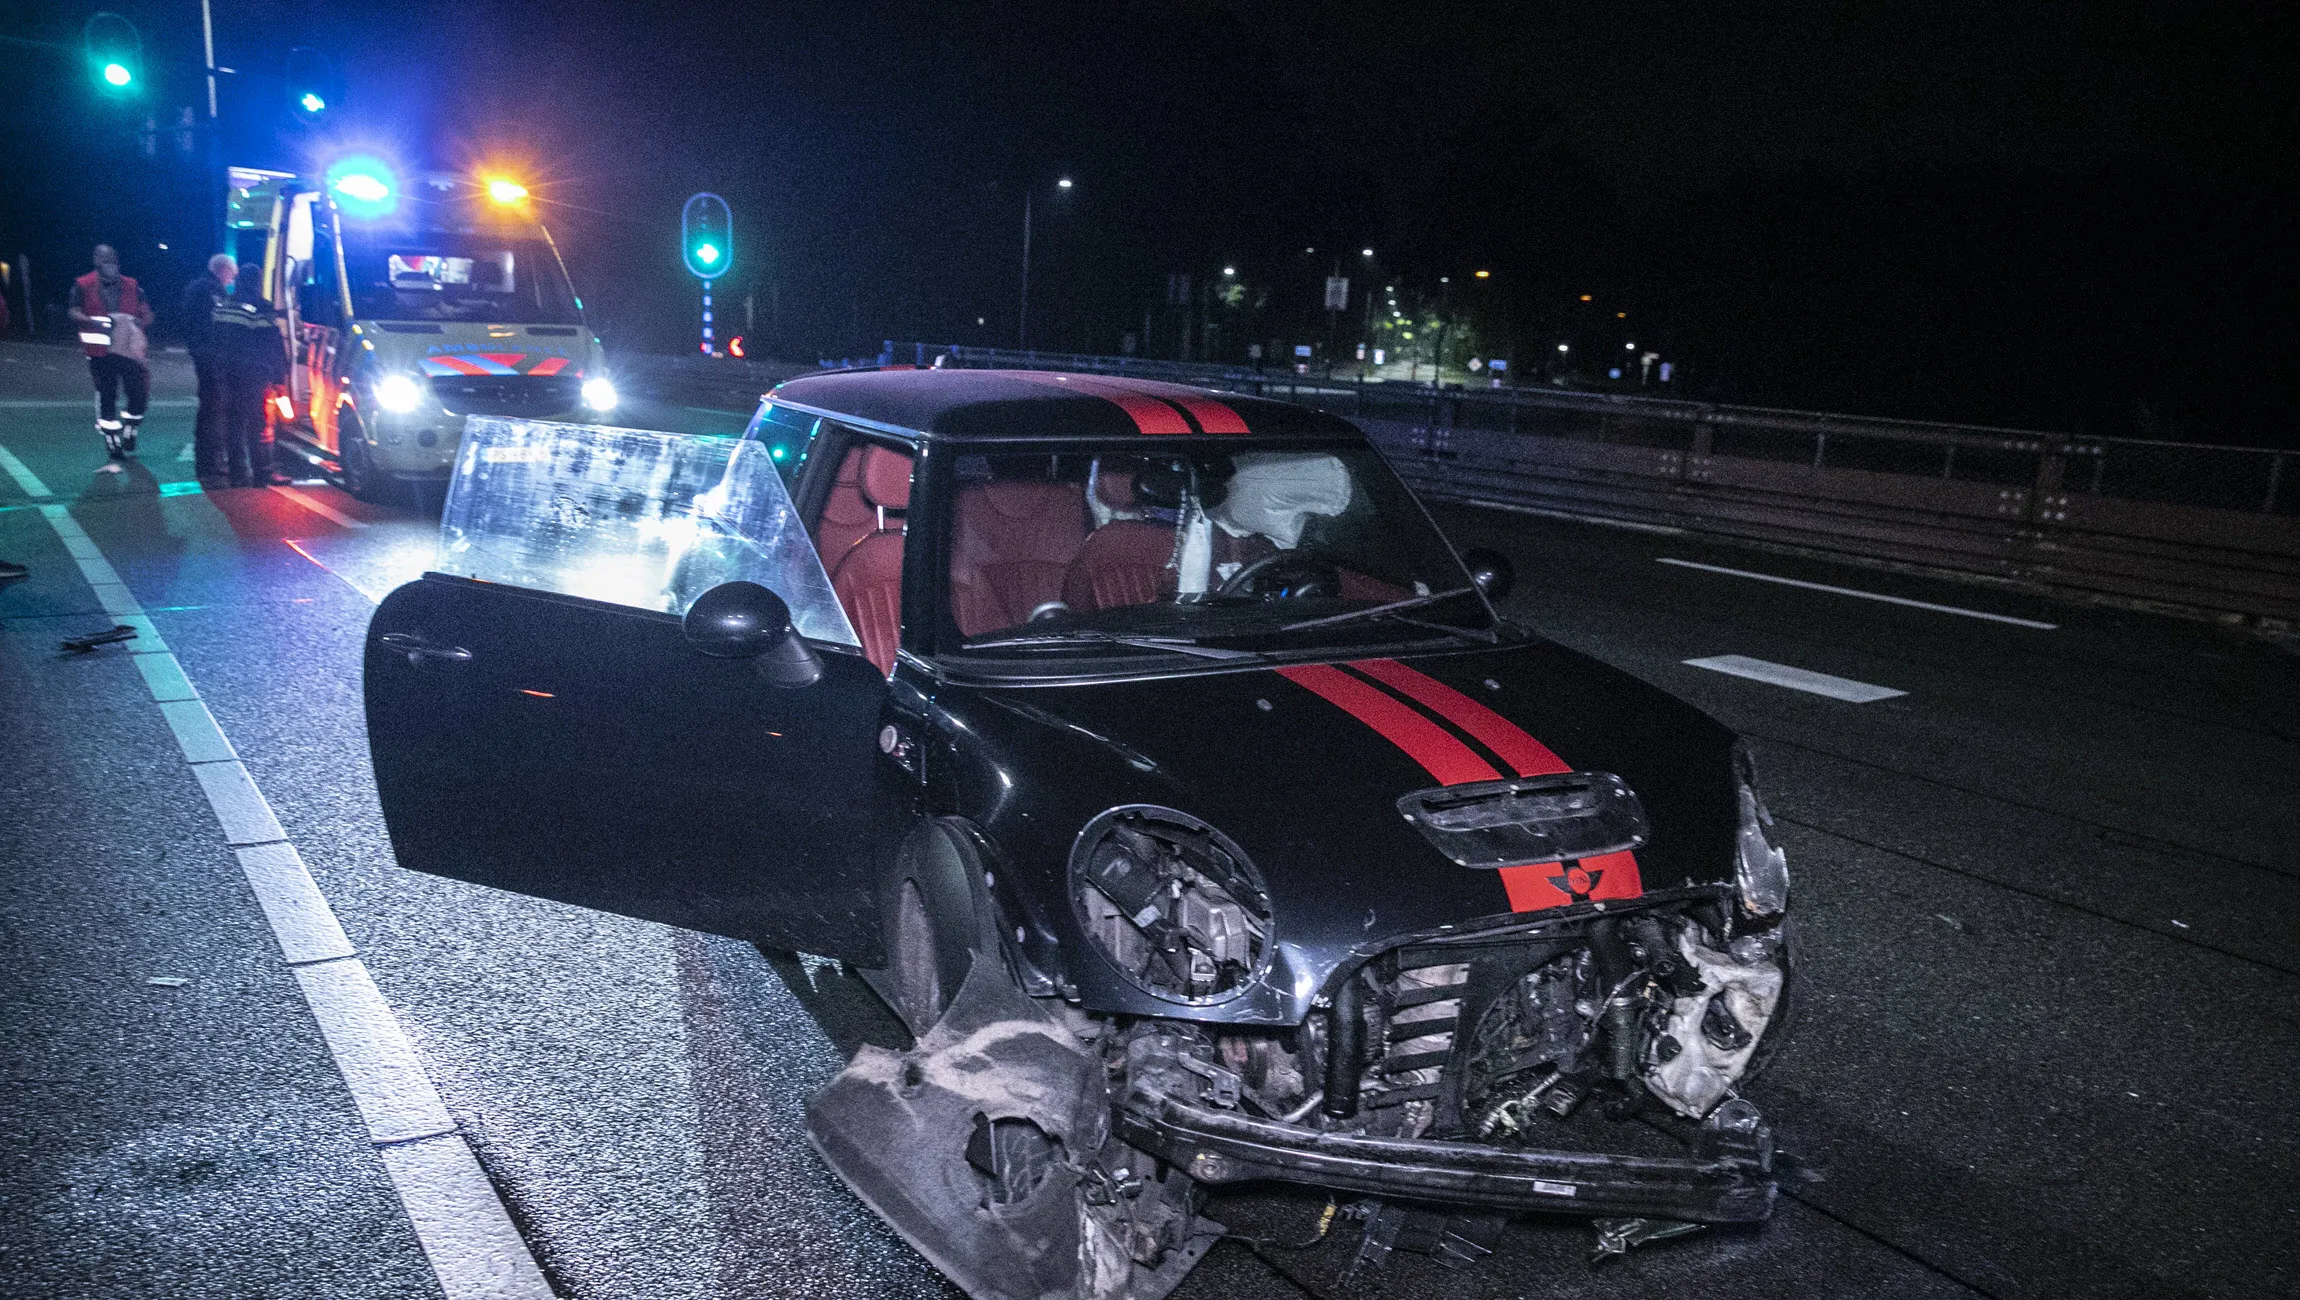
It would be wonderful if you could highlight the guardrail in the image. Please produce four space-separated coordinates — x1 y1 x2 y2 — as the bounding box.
896 342 2300 626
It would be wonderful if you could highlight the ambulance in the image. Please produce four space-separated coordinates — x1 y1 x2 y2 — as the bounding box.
229 159 615 503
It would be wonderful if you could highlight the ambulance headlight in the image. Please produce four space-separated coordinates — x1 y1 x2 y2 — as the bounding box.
581 377 619 412
374 374 424 414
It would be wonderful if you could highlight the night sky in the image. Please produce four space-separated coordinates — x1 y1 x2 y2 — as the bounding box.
4 0 2293 442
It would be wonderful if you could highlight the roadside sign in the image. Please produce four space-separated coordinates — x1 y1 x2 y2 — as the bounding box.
1487 358 1509 373
1324 276 1349 310
1293 344 1313 358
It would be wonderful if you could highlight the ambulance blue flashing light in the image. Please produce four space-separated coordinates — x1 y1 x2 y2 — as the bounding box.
326 156 399 219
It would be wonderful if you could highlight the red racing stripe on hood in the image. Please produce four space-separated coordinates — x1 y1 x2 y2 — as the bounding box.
1285 659 1644 913
1275 664 1498 786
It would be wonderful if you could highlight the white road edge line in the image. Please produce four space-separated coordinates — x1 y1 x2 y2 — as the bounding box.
1657 557 2058 629
269 484 370 529
30 501 552 1300
1684 654 1909 703
0 443 55 498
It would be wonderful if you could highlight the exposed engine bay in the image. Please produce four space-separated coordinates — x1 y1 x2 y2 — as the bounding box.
809 889 1789 1300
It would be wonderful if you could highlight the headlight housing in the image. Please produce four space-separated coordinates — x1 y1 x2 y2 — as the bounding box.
373 373 424 414
1732 741 1789 917
1070 806 1271 1004
581 376 618 412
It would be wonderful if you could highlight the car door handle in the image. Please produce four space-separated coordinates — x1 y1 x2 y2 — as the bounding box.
379 632 474 666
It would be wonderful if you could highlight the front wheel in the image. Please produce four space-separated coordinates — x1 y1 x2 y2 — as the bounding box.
336 412 388 505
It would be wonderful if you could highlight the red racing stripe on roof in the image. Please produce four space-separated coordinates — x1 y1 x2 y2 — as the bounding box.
1163 392 1250 433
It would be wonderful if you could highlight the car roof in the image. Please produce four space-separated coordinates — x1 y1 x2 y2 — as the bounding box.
767 368 1364 444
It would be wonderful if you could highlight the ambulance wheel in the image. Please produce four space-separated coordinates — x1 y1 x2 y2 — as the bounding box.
337 416 387 505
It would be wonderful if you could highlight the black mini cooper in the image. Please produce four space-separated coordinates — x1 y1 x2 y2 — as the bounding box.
365 368 1794 1299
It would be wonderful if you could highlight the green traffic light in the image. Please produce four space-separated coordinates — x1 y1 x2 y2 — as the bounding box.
695 243 721 266
299 92 326 113
102 61 132 87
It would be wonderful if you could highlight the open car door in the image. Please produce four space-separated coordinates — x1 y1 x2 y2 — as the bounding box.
364 417 907 965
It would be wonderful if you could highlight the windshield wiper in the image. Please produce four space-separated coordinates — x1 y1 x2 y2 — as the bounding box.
963 630 1263 662
1279 586 1489 636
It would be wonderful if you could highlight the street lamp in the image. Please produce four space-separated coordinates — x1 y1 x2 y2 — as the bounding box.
1018 175 1075 351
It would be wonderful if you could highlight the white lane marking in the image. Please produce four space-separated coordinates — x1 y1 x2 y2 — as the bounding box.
1456 496 1688 536
237 843 358 965
160 698 240 763
1685 654 1909 703
190 761 290 846
134 652 200 702
270 484 369 529
292 960 460 1143
380 1136 558 1300
89 581 143 616
0 443 54 497
1657 557 2059 629
31 501 553 1300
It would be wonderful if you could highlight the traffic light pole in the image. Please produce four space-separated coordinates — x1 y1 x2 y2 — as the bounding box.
701 281 714 356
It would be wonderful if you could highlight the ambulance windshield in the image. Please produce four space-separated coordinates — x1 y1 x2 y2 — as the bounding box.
345 233 581 324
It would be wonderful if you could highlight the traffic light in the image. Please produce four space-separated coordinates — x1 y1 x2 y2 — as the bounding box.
84 13 142 96
681 193 732 280
286 47 337 121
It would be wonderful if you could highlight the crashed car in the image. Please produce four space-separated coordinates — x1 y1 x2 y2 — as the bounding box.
364 368 1795 1298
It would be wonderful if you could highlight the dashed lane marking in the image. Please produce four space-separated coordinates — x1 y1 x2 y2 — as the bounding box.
29 500 554 1300
1657 557 2059 629
1684 653 1909 703
0 444 54 497
269 484 370 529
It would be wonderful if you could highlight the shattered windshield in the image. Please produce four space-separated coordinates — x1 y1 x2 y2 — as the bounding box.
936 440 1493 662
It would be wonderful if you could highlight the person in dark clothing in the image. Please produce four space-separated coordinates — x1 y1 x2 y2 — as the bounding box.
69 245 154 458
180 254 238 479
207 292 290 487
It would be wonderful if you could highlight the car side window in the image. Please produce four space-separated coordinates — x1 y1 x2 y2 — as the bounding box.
433 415 860 648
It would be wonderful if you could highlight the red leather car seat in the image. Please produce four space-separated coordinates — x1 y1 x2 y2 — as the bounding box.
950 481 1090 635
1062 471 1178 612
814 446 878 562
829 445 913 674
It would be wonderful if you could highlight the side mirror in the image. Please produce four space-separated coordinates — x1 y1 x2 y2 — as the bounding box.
683 581 822 687
1460 547 1515 601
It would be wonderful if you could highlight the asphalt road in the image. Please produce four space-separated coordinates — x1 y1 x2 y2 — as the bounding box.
3 338 2294 1300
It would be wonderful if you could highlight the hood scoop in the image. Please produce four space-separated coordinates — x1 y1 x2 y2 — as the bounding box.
1398 772 1649 868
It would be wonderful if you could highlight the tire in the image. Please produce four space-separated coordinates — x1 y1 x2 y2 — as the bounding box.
888 880 950 1034
336 412 388 505
880 819 994 1037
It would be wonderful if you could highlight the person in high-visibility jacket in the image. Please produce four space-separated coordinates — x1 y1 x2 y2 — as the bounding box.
68 244 153 459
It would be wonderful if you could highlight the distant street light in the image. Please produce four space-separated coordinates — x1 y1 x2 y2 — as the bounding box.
1019 175 1075 349
1474 269 1490 278
1222 266 1236 276
1557 343 1570 352
1361 248 1374 258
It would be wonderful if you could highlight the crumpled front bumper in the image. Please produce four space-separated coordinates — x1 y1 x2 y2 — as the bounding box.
1115 1087 1776 1223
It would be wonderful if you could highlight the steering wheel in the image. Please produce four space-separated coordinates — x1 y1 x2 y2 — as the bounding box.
1214 548 1340 601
